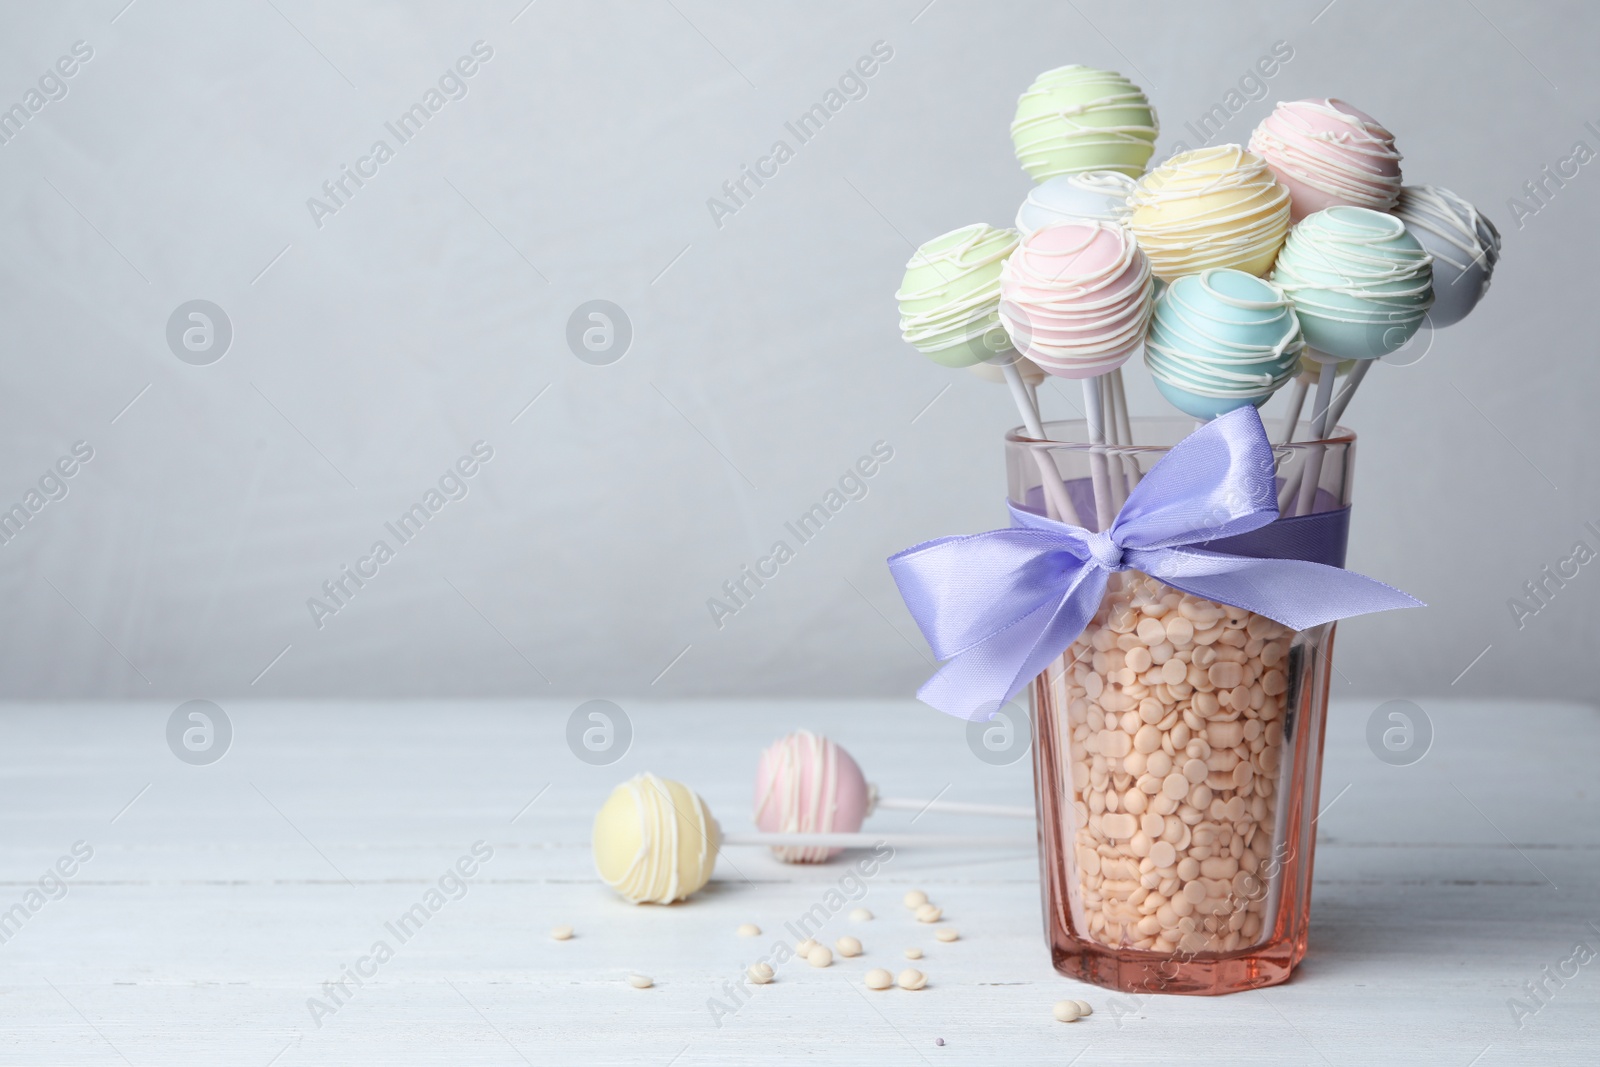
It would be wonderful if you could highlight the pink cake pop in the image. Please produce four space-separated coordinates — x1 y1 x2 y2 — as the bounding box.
754 731 1033 864
754 730 873 863
998 221 1153 530
1248 99 1402 221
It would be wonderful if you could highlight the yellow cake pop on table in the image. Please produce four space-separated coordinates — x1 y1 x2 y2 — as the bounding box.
592 773 721 904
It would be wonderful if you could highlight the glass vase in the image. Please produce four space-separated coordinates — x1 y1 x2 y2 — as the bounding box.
1010 416 1354 996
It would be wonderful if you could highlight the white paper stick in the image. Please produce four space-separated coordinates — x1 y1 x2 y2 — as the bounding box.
874 798 1035 819
1002 358 1080 526
1102 372 1127 512
1111 367 1140 488
1082 376 1114 531
1323 358 1373 431
1279 373 1310 445
1292 360 1337 518
723 832 1034 849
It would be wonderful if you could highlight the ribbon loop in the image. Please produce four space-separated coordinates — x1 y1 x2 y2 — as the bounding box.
887 405 1422 721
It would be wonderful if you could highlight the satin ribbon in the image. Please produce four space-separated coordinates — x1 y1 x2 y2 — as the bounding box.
887 405 1421 720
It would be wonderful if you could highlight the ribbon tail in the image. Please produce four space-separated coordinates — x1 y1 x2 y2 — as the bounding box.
1135 548 1423 633
916 567 1109 721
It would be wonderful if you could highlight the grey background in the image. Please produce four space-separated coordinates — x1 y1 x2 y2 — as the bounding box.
0 0 1593 703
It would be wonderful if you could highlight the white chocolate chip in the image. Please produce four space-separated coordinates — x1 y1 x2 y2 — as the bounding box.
914 903 943 923
897 969 927 990
864 968 894 990
747 963 774 984
1074 999 1093 1016
836 936 862 958
795 939 820 957
627 974 653 989
849 907 874 921
935 928 958 942
904 946 922 959
549 924 573 941
806 945 832 968
1053 1000 1081 1022
903 889 928 909
736 923 761 938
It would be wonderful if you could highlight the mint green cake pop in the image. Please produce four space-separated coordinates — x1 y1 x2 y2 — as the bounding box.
1270 206 1433 360
1011 66 1159 182
896 224 1019 367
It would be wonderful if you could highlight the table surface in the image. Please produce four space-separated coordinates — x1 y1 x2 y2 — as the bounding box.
2 698 1596 1066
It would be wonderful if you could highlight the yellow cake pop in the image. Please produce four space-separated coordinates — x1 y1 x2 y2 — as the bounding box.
592 773 721 904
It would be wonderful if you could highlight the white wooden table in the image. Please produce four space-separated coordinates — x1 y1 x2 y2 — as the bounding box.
2 699 1595 1066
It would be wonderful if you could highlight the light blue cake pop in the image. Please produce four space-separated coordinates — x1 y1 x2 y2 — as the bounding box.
1144 269 1305 420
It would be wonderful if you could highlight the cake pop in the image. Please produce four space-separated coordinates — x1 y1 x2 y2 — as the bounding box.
1249 99 1403 221
1143 269 1304 420
1009 172 1141 486
899 224 1080 524
1011 66 1159 182
1270 205 1432 361
754 731 1033 864
1393 185 1501 328
593 773 721 904
1126 145 1291 281
1271 206 1432 514
1015 171 1137 237
999 220 1154 529
896 223 1018 368
755 730 873 863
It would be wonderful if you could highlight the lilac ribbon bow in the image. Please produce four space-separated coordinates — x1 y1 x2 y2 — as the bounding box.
887 405 1422 720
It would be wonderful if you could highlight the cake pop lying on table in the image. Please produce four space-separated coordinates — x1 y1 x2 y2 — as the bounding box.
593 771 1033 903
755 730 1033 863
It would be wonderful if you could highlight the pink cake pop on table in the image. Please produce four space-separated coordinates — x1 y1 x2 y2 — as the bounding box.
1248 98 1402 221
754 730 872 863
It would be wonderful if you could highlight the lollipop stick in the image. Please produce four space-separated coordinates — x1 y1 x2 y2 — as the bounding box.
1111 367 1140 488
1291 361 1337 518
1000 355 1044 434
1324 358 1372 430
1279 373 1310 445
875 797 1035 819
1002 358 1079 526
1082 376 1114 531
1102 373 1127 511
724 832 1034 849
